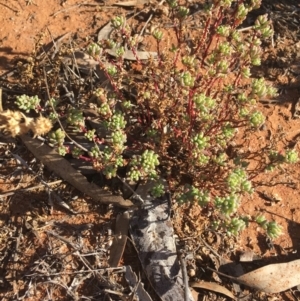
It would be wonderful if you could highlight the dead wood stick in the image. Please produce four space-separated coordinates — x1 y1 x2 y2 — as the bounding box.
50 3 111 17
0 88 3 112
25 266 125 277
0 2 19 13
20 134 134 208
179 252 189 301
0 180 62 198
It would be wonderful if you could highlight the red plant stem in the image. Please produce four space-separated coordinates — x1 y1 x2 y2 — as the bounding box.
173 21 181 45
233 72 241 88
156 40 161 62
200 7 224 67
201 34 214 67
151 70 160 94
121 28 141 65
79 155 93 162
96 59 124 100
231 0 245 27
186 88 197 149
177 20 183 45
195 16 211 55
206 76 220 96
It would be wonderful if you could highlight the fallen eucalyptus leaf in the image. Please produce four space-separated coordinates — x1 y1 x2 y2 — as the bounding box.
190 281 236 300
114 0 148 6
237 259 300 293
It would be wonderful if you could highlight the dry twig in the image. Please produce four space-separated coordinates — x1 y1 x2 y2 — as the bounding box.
179 251 189 301
0 180 62 198
50 2 112 17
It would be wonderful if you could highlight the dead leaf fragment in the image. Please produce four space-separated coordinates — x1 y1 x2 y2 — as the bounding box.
114 0 148 7
237 259 300 293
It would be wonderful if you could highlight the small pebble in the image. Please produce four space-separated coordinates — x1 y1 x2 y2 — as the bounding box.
188 268 196 277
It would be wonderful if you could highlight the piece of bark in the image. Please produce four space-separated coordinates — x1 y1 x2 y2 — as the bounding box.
125 265 153 301
129 180 194 301
21 134 133 208
108 211 130 267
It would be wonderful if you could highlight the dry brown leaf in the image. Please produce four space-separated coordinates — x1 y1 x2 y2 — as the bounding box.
114 0 148 7
190 281 236 300
237 259 300 293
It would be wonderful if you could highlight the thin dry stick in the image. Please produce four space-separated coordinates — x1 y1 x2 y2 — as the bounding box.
47 234 94 291
237 26 253 32
50 3 112 17
179 252 189 301
198 235 222 259
0 2 19 13
40 31 71 62
0 180 62 198
205 266 247 285
0 88 3 112
46 230 81 249
117 175 144 203
68 39 81 77
47 231 116 287
138 0 165 38
46 27 59 58
103 289 125 297
25 266 126 277
64 65 80 79
40 280 77 299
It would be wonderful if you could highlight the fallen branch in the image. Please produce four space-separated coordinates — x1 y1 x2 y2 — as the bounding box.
20 134 134 208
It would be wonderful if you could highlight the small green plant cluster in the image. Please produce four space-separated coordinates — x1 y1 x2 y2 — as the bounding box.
16 95 41 113
255 215 283 239
48 128 68 156
266 149 298 171
44 0 298 238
